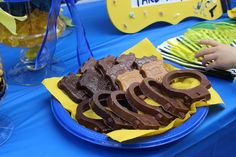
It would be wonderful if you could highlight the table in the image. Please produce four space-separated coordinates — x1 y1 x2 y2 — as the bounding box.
1 1 236 157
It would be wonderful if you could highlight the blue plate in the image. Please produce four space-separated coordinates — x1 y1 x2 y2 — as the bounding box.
51 97 208 149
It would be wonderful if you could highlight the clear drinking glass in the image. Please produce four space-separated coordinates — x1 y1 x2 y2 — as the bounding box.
0 0 65 85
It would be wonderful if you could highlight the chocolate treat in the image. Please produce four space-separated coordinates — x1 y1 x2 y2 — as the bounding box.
76 99 112 133
0 78 6 99
116 70 143 91
141 60 168 83
126 83 174 126
133 56 157 70
96 56 116 75
140 78 188 119
162 70 211 106
116 53 136 68
58 74 89 103
78 69 113 96
0 63 5 99
79 58 97 74
106 64 132 90
107 91 160 129
90 91 133 130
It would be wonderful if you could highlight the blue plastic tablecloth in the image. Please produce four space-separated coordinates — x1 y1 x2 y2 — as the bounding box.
1 1 236 156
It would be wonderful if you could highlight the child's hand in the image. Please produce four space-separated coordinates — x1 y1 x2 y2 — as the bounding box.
195 40 236 70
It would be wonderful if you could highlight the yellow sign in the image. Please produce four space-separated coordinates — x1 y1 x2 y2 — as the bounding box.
107 0 223 33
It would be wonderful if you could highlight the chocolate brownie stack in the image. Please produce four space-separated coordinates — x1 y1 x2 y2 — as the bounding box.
58 54 167 103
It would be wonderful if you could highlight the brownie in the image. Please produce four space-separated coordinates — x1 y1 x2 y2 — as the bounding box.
116 53 136 68
140 60 168 83
133 56 157 70
95 56 116 75
78 69 113 96
106 64 132 90
58 74 89 103
116 70 143 91
79 57 97 74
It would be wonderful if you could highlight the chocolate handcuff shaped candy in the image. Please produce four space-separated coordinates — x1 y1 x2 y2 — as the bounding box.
76 99 112 133
162 70 211 106
107 91 160 129
139 78 188 119
89 91 133 130
126 83 174 126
